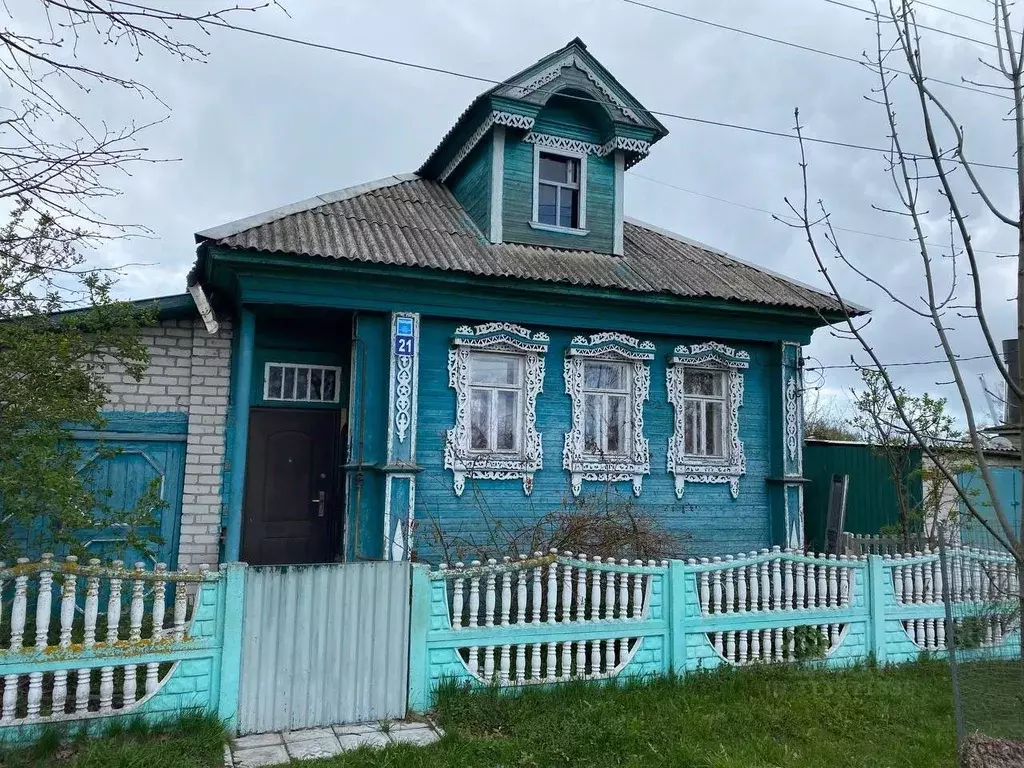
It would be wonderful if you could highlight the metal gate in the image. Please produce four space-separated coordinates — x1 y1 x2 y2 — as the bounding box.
238 561 411 735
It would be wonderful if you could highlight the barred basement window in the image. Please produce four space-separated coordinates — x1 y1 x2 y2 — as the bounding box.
264 363 342 403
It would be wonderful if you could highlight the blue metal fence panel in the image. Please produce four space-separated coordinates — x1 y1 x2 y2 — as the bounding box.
237 561 411 735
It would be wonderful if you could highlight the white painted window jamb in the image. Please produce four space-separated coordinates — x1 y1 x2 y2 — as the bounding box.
490 125 505 244
613 150 625 255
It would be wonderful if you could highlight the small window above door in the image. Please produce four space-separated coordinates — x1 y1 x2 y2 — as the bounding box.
264 363 342 403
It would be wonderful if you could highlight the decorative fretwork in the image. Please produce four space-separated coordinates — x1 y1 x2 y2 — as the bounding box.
523 132 601 156
563 333 654 496
439 111 536 182
784 375 799 464
599 136 651 157
444 323 549 496
666 342 749 499
506 53 642 124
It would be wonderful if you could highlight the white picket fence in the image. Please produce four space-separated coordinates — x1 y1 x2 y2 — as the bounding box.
0 555 209 725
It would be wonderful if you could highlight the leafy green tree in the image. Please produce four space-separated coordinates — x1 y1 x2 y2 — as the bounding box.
0 202 157 561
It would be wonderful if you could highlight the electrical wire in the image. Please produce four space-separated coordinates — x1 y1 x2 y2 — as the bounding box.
622 0 1007 101
805 354 997 370
199 18 1020 172
823 0 998 49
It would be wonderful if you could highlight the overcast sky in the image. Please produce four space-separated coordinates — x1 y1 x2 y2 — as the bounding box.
33 0 1023 424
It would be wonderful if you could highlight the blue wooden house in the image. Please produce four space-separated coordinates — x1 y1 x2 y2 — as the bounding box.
83 39 850 570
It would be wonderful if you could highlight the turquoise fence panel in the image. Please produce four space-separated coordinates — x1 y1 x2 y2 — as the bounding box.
409 546 1022 709
0 558 242 743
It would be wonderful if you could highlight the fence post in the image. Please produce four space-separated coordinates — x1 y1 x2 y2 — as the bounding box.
668 560 687 677
217 563 246 732
867 555 887 664
407 564 432 712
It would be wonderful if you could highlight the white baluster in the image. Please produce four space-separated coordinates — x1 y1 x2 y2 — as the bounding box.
10 559 28 650
817 555 829 607
760 550 771 610
123 563 145 707
782 550 794 610
787 625 796 661
618 560 629 618
605 564 617 620
516 644 526 684
52 556 78 715
516 557 527 625
839 563 850 607
500 561 512 627
806 556 817 608
738 629 749 664
902 555 914 605
711 557 723 614
484 645 495 680
0 671 15 723
547 551 558 624
99 561 124 713
452 563 465 629
713 631 724 657
827 555 839 607
591 559 603 622
936 617 946 649
770 551 782 611
26 555 54 719
576 554 588 622
590 632 601 675
499 645 511 684
485 559 497 628
725 629 736 662
925 618 936 650
632 560 644 618
77 560 100 714
547 637 557 681
147 564 167 695
467 562 481 628
173 576 188 641
699 559 710 615
913 557 924 604
829 622 839 649
773 626 784 661
562 553 574 623
795 559 805 610
533 555 543 624
748 554 760 612
737 561 748 615
724 556 735 614
750 626 761 661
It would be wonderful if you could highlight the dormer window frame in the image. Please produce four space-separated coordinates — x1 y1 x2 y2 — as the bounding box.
530 143 590 236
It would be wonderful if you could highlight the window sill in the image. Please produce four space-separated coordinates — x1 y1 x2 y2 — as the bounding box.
529 221 590 236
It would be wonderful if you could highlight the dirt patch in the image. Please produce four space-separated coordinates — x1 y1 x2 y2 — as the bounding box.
961 734 1024 767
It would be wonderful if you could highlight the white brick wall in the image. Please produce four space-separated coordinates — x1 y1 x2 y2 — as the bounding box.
100 317 233 568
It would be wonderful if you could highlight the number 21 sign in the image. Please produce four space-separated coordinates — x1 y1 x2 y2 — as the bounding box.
394 315 415 357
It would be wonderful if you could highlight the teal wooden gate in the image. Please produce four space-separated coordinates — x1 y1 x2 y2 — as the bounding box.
72 412 188 567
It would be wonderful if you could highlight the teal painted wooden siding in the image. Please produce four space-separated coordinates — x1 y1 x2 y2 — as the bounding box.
532 100 604 143
413 318 774 563
448 136 491 237
803 442 922 552
501 136 615 254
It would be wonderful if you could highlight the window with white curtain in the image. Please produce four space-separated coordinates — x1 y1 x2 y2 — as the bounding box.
681 368 728 458
468 352 524 455
582 360 631 457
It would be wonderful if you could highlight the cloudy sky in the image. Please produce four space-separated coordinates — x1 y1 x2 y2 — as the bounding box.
20 0 1023 423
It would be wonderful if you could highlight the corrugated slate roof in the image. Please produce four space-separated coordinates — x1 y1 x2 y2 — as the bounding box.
197 175 852 315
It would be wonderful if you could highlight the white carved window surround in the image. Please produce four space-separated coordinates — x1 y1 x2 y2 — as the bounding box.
530 142 589 236
667 342 750 500
445 323 549 496
563 333 654 497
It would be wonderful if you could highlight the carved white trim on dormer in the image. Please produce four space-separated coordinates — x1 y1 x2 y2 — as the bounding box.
439 111 536 183
506 53 643 125
524 132 602 156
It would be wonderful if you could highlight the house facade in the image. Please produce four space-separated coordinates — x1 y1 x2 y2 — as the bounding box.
83 39 849 570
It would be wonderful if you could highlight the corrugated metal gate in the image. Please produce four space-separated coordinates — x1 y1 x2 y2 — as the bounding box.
238 561 411 735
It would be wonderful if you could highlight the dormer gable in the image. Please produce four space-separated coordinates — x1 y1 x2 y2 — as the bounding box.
418 38 667 255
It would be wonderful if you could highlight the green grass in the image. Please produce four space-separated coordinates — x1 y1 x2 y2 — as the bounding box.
1 662 1019 768
0 711 225 768
305 662 1018 768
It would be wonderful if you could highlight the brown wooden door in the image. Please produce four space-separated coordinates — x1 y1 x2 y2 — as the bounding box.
242 409 339 566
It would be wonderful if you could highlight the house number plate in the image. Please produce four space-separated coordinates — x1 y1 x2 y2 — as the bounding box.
394 315 415 356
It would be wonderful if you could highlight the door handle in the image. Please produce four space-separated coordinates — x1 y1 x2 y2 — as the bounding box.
312 491 326 517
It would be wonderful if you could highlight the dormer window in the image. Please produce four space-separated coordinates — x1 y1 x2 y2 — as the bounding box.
531 145 588 235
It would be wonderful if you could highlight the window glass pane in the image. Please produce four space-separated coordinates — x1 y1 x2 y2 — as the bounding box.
470 389 491 450
705 401 724 457
297 367 309 400
267 366 283 399
584 394 600 454
538 183 558 225
684 400 699 454
471 353 520 385
539 154 568 183
685 370 722 397
607 395 627 454
282 367 296 400
323 369 337 402
584 362 625 391
559 187 578 229
496 390 518 451
310 368 323 401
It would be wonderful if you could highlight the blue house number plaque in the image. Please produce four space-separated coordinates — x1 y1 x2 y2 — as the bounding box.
395 316 415 356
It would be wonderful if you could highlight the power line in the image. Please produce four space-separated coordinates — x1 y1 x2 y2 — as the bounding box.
622 0 1008 100
628 171 1011 255
200 18 1019 172
806 354 997 370
823 0 998 49
913 0 992 27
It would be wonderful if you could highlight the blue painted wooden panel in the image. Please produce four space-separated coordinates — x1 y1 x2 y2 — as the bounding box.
74 437 186 567
532 99 605 143
413 318 774 563
448 135 491 237
501 136 615 254
958 466 1022 549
